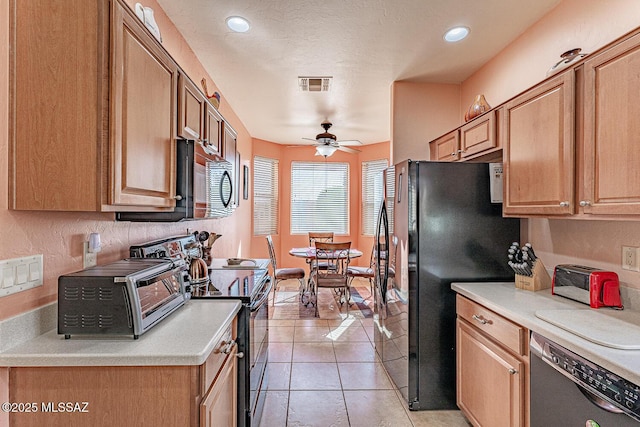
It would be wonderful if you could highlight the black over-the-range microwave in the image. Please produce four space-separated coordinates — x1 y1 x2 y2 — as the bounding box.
116 139 234 222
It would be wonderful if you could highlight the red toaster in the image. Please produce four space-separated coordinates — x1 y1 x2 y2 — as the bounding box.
552 264 623 309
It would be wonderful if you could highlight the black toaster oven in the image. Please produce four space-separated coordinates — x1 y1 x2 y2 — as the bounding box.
58 258 189 339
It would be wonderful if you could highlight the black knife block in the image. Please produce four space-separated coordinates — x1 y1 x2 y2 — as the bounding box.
515 259 552 292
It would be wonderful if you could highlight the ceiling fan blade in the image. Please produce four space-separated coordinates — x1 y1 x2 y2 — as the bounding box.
302 137 318 142
336 139 362 146
337 146 360 154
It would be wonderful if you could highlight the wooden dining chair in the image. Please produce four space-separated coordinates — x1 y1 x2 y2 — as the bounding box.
266 235 306 306
347 244 375 299
311 241 351 317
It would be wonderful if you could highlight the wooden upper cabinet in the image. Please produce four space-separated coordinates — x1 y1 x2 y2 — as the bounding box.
430 130 460 161
204 103 223 155
10 0 107 211
460 110 497 159
110 1 178 208
502 71 576 216
178 73 205 140
429 111 500 163
9 0 178 211
581 33 640 215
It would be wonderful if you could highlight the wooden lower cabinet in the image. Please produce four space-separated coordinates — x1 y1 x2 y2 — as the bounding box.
456 295 528 427
201 345 238 427
8 322 238 427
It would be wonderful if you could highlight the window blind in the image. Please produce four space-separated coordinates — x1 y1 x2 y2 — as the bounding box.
290 161 349 234
253 156 279 235
361 159 388 236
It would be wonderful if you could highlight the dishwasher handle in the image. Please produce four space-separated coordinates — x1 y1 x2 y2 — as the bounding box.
577 385 625 414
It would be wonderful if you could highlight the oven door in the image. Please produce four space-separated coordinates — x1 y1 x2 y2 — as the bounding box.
530 334 640 426
248 276 271 426
131 265 188 335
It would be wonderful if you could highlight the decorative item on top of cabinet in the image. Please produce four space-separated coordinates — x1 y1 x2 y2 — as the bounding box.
502 70 575 217
134 3 162 43
10 0 178 212
546 48 587 77
456 294 529 427
464 94 491 122
581 32 640 216
201 78 221 109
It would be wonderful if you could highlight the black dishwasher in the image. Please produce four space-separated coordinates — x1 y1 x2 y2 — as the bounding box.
530 332 640 426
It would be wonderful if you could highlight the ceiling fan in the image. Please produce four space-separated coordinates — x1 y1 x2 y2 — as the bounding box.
300 120 362 157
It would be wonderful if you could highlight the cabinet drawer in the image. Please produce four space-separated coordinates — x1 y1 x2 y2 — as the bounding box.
456 295 526 356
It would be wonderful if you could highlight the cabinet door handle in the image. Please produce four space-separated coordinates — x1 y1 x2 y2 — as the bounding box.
174 195 183 201
222 339 237 354
579 200 591 207
472 314 489 325
450 152 457 157
508 368 518 375
559 201 570 207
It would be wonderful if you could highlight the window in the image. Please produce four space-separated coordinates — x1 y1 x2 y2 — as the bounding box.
253 156 279 235
361 159 388 236
291 162 349 234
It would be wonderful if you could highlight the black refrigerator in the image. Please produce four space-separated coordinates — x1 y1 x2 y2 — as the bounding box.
374 160 520 410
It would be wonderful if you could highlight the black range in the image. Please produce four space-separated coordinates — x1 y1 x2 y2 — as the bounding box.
129 235 271 427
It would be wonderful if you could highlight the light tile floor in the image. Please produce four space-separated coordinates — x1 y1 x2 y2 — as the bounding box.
259 279 472 427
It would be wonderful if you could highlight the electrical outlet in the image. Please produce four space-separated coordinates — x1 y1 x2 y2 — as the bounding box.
622 246 639 271
83 242 97 269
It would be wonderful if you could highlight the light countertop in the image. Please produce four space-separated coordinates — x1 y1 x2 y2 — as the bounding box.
452 282 640 385
0 300 241 367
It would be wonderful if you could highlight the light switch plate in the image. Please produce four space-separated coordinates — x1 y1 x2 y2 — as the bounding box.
0 255 43 297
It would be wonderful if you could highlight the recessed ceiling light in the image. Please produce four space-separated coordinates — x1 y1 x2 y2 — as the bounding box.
444 26 470 43
226 16 250 33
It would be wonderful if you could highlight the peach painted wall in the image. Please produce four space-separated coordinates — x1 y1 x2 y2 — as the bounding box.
391 81 461 162
249 139 390 270
458 0 640 290
0 0 252 322
461 0 640 114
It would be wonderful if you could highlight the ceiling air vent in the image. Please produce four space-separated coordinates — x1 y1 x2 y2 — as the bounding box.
298 76 332 92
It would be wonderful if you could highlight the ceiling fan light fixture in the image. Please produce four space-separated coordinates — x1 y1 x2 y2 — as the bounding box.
443 26 469 42
226 16 251 33
316 145 338 157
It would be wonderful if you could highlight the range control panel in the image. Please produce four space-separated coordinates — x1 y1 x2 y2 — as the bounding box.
531 332 640 421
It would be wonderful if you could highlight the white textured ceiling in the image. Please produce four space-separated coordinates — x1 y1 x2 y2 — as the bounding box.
157 0 560 145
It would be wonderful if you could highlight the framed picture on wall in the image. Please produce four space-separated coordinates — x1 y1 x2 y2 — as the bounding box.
243 165 249 200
